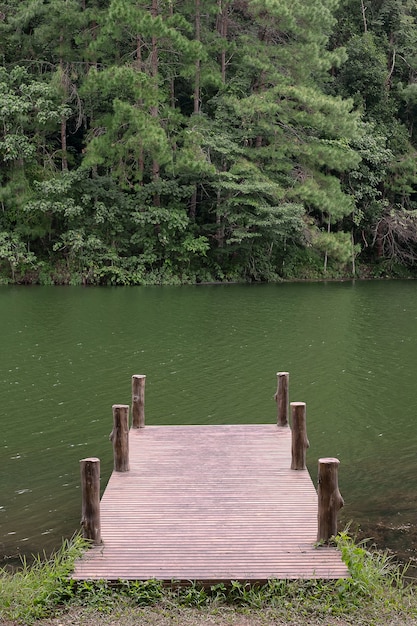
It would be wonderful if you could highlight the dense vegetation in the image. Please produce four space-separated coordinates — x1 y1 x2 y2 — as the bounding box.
0 0 417 284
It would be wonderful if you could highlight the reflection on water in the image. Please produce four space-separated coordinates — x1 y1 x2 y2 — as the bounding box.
1 281 417 569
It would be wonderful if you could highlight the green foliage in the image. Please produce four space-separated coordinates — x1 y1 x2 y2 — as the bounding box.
66 578 164 612
1 0 417 282
312 230 358 265
0 534 89 624
329 0 417 269
0 231 38 281
0 65 69 177
117 579 164 606
336 33 391 119
334 530 410 604
175 581 209 606
281 245 326 279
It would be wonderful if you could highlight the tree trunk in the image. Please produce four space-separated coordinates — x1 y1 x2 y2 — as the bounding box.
59 36 68 171
360 0 368 33
385 35 396 90
60 117 68 171
324 215 331 273
134 36 145 183
351 230 356 275
136 35 143 71
194 0 201 113
217 0 228 84
189 0 202 221
216 189 224 247
151 0 160 205
376 221 384 257
189 187 197 221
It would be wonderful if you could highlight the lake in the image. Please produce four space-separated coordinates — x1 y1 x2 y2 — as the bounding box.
1 281 417 571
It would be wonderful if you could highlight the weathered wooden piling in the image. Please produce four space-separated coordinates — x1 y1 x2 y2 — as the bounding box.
132 374 146 428
317 457 344 542
110 404 130 472
290 401 309 470
80 457 101 544
275 371 289 427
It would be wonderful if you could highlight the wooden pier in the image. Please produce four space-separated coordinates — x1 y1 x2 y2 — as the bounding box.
73 414 349 582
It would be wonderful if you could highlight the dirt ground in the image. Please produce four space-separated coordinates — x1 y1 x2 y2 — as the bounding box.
14 604 417 626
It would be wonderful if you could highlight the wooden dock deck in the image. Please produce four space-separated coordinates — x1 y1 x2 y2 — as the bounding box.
73 424 349 582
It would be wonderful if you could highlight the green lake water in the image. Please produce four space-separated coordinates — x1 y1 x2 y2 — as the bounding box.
1 281 417 570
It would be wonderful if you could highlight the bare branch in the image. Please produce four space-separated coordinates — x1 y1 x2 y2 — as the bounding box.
373 207 417 264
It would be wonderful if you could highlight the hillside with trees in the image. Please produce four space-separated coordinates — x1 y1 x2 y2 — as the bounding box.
0 0 416 284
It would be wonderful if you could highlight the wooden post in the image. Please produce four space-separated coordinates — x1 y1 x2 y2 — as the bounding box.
80 457 101 544
275 371 289 427
290 401 309 470
132 374 146 428
317 457 344 542
110 404 130 472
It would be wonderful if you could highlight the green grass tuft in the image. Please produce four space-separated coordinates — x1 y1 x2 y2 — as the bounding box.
0 534 89 624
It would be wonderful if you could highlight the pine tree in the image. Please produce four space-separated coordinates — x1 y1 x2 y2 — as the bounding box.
184 0 361 278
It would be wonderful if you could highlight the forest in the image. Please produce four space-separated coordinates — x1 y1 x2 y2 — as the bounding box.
0 0 417 284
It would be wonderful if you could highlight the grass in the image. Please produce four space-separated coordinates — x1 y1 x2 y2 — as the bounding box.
0 534 89 623
1 531 417 625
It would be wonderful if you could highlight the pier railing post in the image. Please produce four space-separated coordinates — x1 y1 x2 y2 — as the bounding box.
317 457 344 542
275 371 289 427
110 404 130 472
290 401 309 470
132 374 146 428
80 457 101 544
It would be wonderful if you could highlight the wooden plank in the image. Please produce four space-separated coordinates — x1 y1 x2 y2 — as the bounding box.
73 425 349 581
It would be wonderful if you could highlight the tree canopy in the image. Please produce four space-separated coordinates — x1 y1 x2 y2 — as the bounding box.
0 0 417 284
